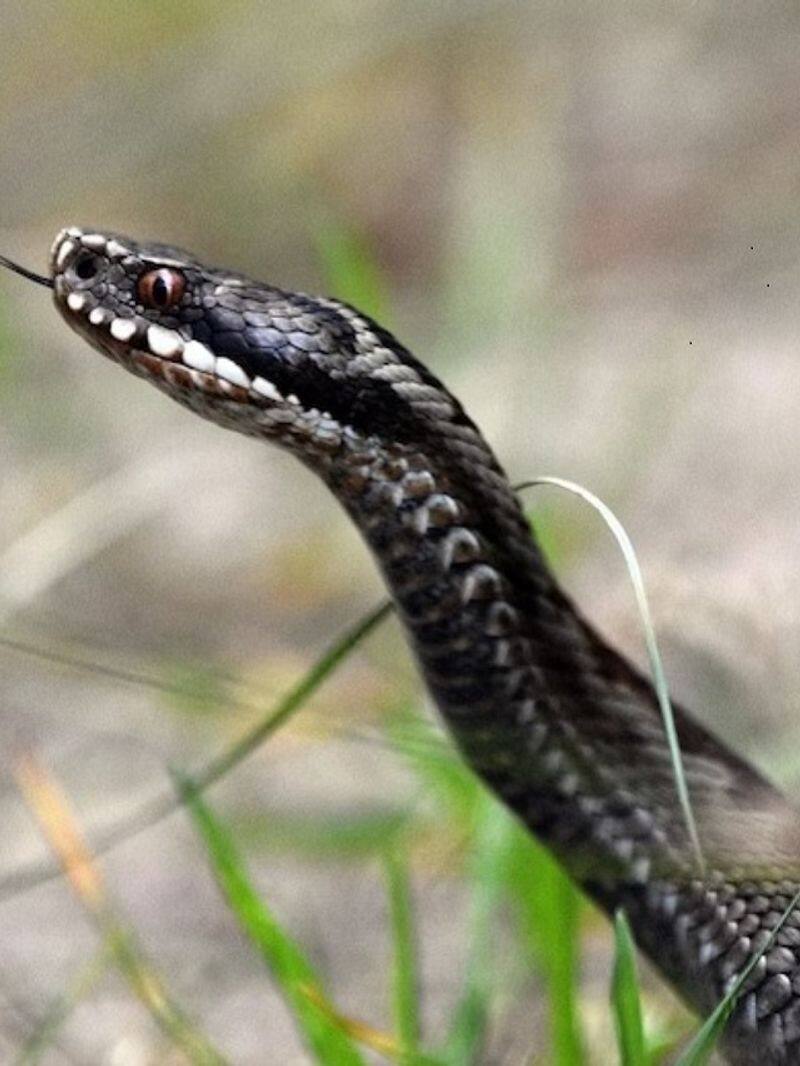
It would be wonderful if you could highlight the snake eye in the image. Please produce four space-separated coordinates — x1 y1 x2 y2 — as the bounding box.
137 268 185 310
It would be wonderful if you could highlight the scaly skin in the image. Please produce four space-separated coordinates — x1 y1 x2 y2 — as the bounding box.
8 226 800 1061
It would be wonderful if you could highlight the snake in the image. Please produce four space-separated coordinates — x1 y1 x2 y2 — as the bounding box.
2 228 800 1064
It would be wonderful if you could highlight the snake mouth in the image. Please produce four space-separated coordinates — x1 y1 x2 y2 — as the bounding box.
61 291 347 454
56 285 313 426
60 286 284 406
107 330 257 403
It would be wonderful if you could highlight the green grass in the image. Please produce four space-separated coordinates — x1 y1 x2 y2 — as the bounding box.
178 772 366 1066
611 910 647 1066
383 843 422 1059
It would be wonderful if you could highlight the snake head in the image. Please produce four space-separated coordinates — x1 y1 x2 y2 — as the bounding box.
47 226 466 459
50 225 311 419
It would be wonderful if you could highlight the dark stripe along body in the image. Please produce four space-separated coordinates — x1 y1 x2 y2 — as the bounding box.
30 227 800 1062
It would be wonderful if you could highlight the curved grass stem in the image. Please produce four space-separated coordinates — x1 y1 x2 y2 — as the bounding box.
517 476 705 876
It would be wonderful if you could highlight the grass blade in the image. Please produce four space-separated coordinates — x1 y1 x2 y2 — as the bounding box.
196 600 392 790
517 476 705 875
177 772 365 1065
0 599 392 905
441 798 511 1066
383 844 421 1058
505 831 584 1066
390 712 505 1063
612 910 646 1066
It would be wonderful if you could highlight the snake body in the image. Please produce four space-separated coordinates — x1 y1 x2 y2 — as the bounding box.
9 226 800 1061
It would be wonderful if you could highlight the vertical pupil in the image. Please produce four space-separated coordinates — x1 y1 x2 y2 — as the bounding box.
153 274 169 305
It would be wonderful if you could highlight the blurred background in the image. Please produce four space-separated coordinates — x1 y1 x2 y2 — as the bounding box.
1 2 800 1063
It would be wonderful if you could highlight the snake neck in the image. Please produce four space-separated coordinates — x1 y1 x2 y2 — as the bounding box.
321 422 685 882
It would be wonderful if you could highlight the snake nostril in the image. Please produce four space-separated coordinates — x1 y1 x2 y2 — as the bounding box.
73 251 101 281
